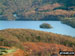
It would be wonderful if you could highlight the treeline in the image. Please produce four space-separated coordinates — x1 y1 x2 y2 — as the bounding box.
0 0 75 20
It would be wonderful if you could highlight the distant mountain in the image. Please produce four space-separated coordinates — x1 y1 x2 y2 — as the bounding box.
0 0 75 20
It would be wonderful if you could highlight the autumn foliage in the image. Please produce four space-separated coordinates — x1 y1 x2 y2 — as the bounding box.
0 29 75 56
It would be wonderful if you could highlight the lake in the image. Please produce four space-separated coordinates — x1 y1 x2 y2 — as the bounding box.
0 21 75 37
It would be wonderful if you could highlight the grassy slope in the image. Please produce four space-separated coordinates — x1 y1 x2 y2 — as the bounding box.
0 29 75 56
0 29 75 47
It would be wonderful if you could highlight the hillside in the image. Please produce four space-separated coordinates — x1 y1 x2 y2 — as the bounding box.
0 29 75 56
0 29 75 47
0 0 75 21
60 17 75 28
0 43 73 56
23 42 74 56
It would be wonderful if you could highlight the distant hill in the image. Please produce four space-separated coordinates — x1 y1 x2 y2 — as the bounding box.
0 0 75 20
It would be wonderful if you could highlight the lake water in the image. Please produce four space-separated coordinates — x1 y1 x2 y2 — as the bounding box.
0 21 75 37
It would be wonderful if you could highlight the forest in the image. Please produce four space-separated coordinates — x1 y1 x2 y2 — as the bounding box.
0 0 75 20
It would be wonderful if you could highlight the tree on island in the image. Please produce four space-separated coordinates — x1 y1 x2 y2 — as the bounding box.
40 23 53 29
